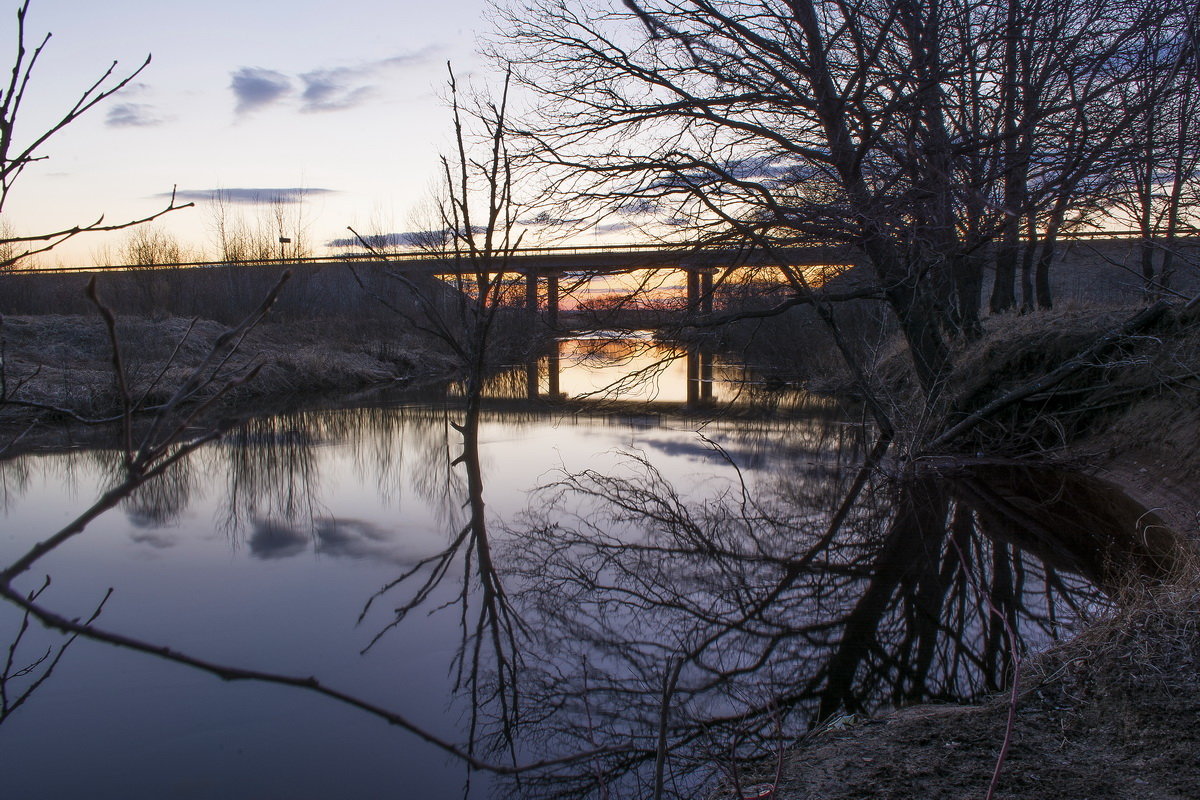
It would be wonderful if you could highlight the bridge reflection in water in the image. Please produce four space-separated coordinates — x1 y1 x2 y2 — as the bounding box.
522 336 717 405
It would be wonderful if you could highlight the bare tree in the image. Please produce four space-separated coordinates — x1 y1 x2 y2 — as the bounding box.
346 63 539 766
496 0 1196 395
0 0 190 269
1106 17 1200 296
207 190 312 264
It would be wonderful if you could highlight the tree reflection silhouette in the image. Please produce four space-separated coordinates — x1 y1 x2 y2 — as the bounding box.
481 450 1137 798
0 371 1180 792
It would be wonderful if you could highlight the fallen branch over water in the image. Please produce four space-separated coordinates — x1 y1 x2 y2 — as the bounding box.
930 300 1174 451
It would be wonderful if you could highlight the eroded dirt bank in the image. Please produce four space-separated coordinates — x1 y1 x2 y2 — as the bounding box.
750 302 1200 799
764 576 1200 800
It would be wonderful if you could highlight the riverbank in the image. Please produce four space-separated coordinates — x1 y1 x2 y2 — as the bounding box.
936 302 1200 536
747 300 1200 799
766 571 1199 799
0 313 458 427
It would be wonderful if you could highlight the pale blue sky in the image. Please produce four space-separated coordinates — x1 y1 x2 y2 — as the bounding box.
8 0 494 264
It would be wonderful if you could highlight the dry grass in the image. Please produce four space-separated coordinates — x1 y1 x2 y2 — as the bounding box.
1036 547 1200 700
0 314 451 420
905 301 1200 458
767 563 1200 800
759 298 1200 799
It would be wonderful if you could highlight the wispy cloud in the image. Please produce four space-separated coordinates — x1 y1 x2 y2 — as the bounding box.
230 67 293 114
106 102 166 128
161 187 337 205
594 221 635 234
230 47 443 116
300 67 377 112
327 230 446 249
322 227 494 249
520 212 586 227
380 46 442 69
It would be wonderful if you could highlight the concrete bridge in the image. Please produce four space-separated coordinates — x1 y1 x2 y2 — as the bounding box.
22 232 1196 324
289 242 857 325
28 241 857 325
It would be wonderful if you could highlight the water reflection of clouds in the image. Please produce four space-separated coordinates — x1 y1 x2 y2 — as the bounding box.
314 519 397 561
635 434 731 462
129 530 178 549
246 516 418 565
248 518 309 560
633 427 801 472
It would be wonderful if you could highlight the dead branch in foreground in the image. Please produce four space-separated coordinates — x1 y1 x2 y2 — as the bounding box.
929 299 1175 451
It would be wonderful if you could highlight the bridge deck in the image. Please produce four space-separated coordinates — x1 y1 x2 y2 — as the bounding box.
10 231 1195 275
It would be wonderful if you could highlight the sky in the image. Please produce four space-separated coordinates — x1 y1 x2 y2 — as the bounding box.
6 0 498 266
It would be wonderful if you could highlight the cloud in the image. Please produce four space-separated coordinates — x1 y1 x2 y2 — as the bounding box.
162 187 337 205
231 48 442 116
106 102 166 128
248 518 309 559
594 221 635 234
380 46 442 70
299 67 377 112
230 67 293 114
617 199 659 216
326 225 488 250
520 212 585 227
326 229 449 249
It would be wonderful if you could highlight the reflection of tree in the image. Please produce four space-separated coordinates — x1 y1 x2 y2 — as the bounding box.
215 415 325 538
489 449 1119 798
347 65 539 769
0 453 31 512
121 454 196 528
359 396 527 765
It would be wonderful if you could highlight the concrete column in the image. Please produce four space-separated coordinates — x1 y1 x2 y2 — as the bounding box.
547 339 561 398
700 269 714 315
525 271 538 316
700 350 714 403
686 348 700 405
686 269 700 314
525 357 540 400
546 273 560 330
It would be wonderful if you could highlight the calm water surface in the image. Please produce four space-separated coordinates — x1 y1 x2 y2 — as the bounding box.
0 338 1167 798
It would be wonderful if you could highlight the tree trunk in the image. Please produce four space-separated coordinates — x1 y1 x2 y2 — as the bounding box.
991 232 1019 313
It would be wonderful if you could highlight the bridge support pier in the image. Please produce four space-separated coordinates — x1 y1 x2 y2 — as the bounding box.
546 273 560 329
686 349 714 406
547 339 561 397
525 270 561 329
525 272 538 313
686 267 717 314
525 340 562 401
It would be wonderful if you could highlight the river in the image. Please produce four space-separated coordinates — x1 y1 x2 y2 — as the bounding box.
0 335 1173 799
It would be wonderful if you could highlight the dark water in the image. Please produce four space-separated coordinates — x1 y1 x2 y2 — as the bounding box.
0 338 1175 799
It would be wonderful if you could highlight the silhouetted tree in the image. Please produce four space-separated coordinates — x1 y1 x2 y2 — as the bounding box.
0 0 189 269
497 0 1196 392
